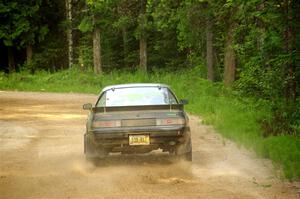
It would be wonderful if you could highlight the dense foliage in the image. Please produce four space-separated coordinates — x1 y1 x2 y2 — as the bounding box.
0 0 299 179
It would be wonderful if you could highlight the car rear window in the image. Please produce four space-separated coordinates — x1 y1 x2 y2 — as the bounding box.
96 87 178 107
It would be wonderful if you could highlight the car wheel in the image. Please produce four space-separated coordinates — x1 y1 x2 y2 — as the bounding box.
175 136 192 162
84 134 97 159
185 138 192 161
84 134 109 161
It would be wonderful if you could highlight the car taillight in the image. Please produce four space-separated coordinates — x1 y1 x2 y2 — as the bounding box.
156 118 185 125
92 120 121 128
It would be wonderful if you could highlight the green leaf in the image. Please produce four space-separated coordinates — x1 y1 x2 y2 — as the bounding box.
78 17 93 32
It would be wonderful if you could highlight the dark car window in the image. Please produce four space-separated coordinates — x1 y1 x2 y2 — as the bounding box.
96 87 178 107
168 90 177 104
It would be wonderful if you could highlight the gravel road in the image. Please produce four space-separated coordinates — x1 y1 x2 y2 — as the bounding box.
0 91 299 199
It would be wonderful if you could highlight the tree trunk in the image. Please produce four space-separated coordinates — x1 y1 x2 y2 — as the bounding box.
79 47 84 71
93 27 102 74
122 27 128 67
7 47 15 73
139 0 147 72
66 0 73 69
283 0 296 102
139 36 147 71
26 45 33 62
206 20 214 81
224 24 236 86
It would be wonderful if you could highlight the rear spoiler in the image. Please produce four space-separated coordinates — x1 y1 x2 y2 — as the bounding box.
92 104 184 113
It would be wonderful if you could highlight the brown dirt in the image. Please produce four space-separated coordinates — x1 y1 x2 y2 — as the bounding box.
0 91 299 199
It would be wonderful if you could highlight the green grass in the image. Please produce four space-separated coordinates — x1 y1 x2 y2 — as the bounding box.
0 68 299 180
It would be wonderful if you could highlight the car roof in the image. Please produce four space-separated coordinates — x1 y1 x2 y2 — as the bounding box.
101 83 170 92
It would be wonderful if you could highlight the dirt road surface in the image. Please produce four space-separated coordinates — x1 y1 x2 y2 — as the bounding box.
0 91 299 199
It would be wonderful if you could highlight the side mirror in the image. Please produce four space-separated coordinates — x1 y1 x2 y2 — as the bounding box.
83 103 92 110
180 99 189 105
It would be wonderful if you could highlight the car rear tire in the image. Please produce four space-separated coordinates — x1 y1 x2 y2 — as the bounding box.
84 134 97 159
84 134 108 160
175 136 192 162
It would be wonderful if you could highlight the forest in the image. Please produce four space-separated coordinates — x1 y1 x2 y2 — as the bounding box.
0 0 300 179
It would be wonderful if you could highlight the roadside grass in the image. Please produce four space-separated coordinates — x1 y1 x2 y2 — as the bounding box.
0 68 299 180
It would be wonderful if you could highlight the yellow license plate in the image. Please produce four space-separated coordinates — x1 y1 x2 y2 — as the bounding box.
129 135 150 145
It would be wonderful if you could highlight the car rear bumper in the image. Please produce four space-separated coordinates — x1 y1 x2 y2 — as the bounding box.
90 125 186 133
87 126 190 153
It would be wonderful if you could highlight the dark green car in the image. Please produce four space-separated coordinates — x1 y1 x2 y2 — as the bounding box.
83 83 192 161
